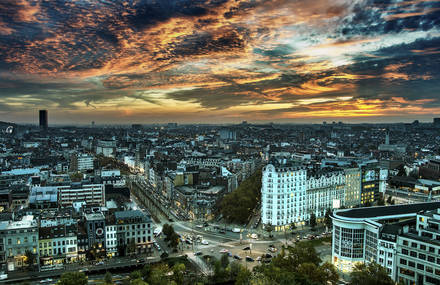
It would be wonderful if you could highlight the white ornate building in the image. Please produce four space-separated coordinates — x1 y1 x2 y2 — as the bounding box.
261 164 347 231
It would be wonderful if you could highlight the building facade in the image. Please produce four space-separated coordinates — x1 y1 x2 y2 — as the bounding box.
261 164 307 231
58 183 105 207
344 168 361 207
0 216 38 272
114 210 153 255
330 202 440 284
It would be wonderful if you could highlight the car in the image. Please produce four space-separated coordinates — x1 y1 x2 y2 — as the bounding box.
264 253 272 258
219 248 229 253
96 261 105 265
0 273 7 280
251 233 258 239
137 258 145 263
195 225 203 228
201 240 209 245
232 228 241 233
185 239 193 245
245 256 254 262
227 252 233 257
40 278 53 284
256 256 262 262
219 230 226 234
233 255 242 260
194 251 203 256
203 222 209 227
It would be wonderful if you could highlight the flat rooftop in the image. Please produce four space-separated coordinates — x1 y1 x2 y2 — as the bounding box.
335 202 440 219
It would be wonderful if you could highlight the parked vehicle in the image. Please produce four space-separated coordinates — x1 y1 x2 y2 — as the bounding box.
233 255 242 260
232 228 241 233
195 251 203 256
245 256 254 262
201 240 209 245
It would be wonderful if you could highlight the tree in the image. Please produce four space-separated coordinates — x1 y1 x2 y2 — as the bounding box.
273 243 321 269
104 272 113 284
148 264 170 285
235 265 252 285
58 272 88 285
218 169 262 224
350 262 394 285
163 224 180 251
264 224 273 238
140 264 152 279
129 271 142 281
324 209 332 231
172 263 186 285
220 253 230 269
290 223 297 233
130 279 148 285
309 213 317 229
24 249 36 267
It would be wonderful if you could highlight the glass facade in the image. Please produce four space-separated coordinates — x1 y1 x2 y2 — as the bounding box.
365 230 378 262
334 225 365 258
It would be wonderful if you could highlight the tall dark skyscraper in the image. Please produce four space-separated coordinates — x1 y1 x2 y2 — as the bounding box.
39 110 48 130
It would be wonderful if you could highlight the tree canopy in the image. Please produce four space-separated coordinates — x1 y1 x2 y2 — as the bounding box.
58 272 88 285
349 262 394 285
218 169 262 224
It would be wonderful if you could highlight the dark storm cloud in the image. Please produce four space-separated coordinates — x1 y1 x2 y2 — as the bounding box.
339 0 440 36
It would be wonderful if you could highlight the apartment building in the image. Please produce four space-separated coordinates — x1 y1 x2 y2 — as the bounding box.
261 164 307 231
261 164 346 231
58 183 104 207
0 216 38 272
114 210 153 255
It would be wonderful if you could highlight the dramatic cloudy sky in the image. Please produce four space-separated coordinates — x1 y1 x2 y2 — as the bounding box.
0 0 439 124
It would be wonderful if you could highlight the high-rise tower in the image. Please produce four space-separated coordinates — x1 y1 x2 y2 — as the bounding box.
39 110 48 130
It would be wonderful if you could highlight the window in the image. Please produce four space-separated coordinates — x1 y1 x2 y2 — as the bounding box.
403 240 408 246
402 248 408 255
420 244 426 250
408 261 415 268
411 242 417 248
417 264 424 270
400 258 407 265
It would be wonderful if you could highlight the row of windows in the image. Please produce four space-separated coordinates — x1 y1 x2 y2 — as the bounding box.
39 239 76 248
8 247 37 256
399 258 440 276
40 246 76 256
7 236 37 245
0 229 37 235
402 239 439 254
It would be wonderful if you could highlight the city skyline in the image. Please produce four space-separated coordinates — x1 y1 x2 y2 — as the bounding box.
1 0 440 124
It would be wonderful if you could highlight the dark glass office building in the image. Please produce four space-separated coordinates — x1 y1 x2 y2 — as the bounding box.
39 110 48 130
